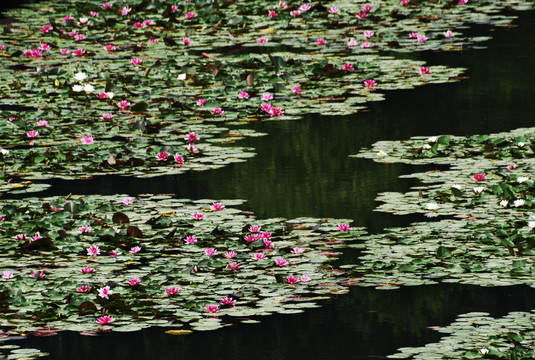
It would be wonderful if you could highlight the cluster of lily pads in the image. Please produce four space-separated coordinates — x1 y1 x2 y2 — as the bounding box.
1 0 532 183
0 194 360 335
389 311 535 359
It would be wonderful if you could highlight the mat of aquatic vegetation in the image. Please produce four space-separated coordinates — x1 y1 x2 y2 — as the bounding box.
1 0 533 182
389 311 535 359
347 126 535 288
0 194 361 335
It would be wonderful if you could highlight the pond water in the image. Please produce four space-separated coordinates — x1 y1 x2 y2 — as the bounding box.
5 5 535 360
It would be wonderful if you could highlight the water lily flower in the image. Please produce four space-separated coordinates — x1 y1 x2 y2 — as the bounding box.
362 5 373 12
80 135 94 145
342 64 353 71
150 39 159 43
187 144 198 153
90 11 99 17
213 108 224 115
458 0 468 4
426 202 439 211
156 152 170 161
224 251 237 259
268 10 277 18
183 38 191 45
196 99 206 106
102 113 113 120
72 49 85 56
79 225 92 234
328 7 340 14
77 285 90 293
263 239 274 248
479 348 488 355
275 258 288 267
177 73 187 80
500 200 508 207
206 305 220 313
518 142 525 147
220 297 236 307
253 253 266 260
185 12 196 19
72 84 84 92
278 1 287 9
80 267 95 274
96 315 115 325
121 6 131 15
171 5 178 12
287 276 300 284
292 247 304 254
245 234 260 242
257 37 268 43
422 144 432 150
130 58 142 65
40 43 51 51
27 130 38 138
110 250 119 257
364 79 376 88
165 286 180 296
130 246 141 254
0 149 8 156
301 275 311 282
75 34 85 41
129 278 141 286
417 34 427 43
338 223 351 231
192 212 204 220
118 100 131 109
69 30 77 37
3 271 13 279
444 30 453 38
316 38 325 45
528 221 535 229
401 0 410 4
518 177 529 183
184 236 197 244
347 39 356 47
409 32 419 39
292 86 302 94
249 225 261 233
205 248 216 256
361 42 370 48
227 261 241 271
506 164 517 170
364 31 374 37
173 154 184 165
419 67 431 75
60 49 70 55
211 202 225 211
473 173 486 181
473 186 485 194
300 4 310 11
133 22 144 29
87 245 100 256
356 12 367 19
105 45 116 51
514 199 525 207
238 91 249 99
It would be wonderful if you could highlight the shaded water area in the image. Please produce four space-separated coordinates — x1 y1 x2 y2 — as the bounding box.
5 6 535 360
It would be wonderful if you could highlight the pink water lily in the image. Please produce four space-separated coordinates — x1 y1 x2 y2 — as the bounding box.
257 37 268 43
224 251 237 259
205 248 217 256
3 271 13 279
157 152 170 161
72 49 85 56
87 245 100 256
98 285 112 299
268 10 277 18
220 297 236 307
80 267 95 274
192 212 204 220
292 247 304 254
130 246 141 254
130 58 142 65
287 276 300 284
300 4 310 11
364 79 376 89
27 130 38 138
316 38 325 45
77 285 90 293
227 261 241 271
275 258 287 267
342 64 353 71
174 154 184 165
184 236 197 244
165 286 180 296
206 305 220 313
338 223 352 231
118 100 131 109
129 278 141 286
210 202 225 211
96 315 115 325
41 24 53 33
80 135 94 145
185 12 196 19
196 99 206 106
238 91 249 99
253 253 266 261
105 45 116 51
419 67 431 75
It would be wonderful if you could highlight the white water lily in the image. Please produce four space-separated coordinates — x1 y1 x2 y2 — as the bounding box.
499 199 508 207
106 92 115 99
480 348 489 355
74 72 87 81
0 149 9 156
422 144 431 150
177 73 187 80
72 84 84 92
83 84 95 93
528 221 535 229
428 136 438 143
473 186 485 194
514 199 525 207
426 202 439 211
517 176 529 183
377 151 387 157
517 142 525 147
451 184 462 190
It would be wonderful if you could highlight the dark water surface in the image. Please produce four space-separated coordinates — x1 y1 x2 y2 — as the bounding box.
7 6 535 360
